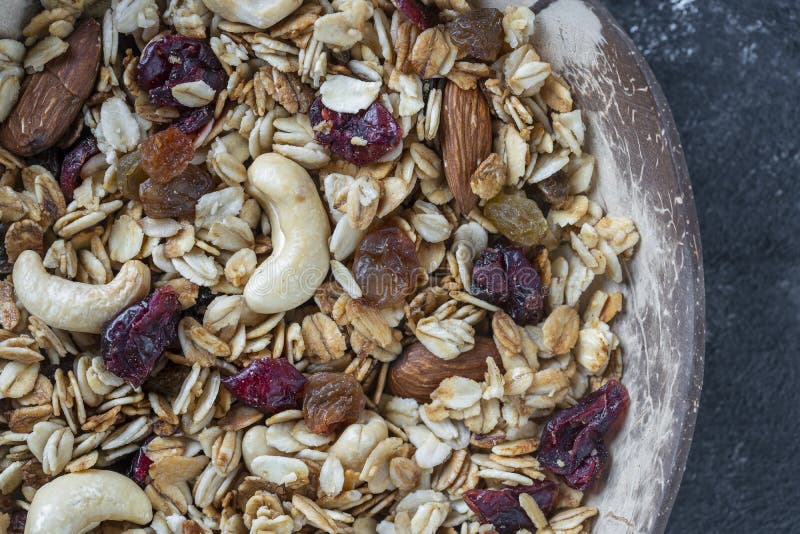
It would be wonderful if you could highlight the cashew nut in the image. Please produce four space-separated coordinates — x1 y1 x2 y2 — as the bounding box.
244 153 330 314
24 469 153 534
12 250 151 334
201 0 302 28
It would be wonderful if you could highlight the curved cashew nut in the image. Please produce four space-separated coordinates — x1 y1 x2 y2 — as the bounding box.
244 153 330 314
12 250 151 334
201 0 303 28
24 470 153 534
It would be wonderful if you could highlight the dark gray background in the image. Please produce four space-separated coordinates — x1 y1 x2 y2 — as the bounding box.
602 0 800 532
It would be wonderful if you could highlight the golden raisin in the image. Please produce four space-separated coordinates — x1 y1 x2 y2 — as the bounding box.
353 226 421 307
140 126 194 183
303 372 366 434
140 164 214 219
483 193 548 246
118 150 148 200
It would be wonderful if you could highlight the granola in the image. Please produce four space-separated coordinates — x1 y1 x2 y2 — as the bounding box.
0 1 640 533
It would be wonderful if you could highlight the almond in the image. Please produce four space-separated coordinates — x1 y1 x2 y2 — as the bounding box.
388 337 502 402
441 81 492 215
0 18 101 157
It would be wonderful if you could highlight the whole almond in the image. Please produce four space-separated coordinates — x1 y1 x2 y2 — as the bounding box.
388 337 502 402
441 81 492 215
0 18 101 157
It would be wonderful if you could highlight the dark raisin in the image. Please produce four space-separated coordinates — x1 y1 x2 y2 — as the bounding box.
471 244 545 325
101 286 182 388
537 380 630 490
463 480 558 534
353 226 421 307
28 147 64 179
0 223 11 275
8 510 26 534
222 358 307 414
144 361 193 397
447 8 504 62
309 97 402 166
535 172 569 206
136 34 226 108
59 136 98 201
303 372 366 434
139 164 214 219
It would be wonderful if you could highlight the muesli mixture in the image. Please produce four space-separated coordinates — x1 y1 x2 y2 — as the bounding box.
0 0 640 532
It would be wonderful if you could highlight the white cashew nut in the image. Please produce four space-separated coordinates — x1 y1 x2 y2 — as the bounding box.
12 250 151 334
24 469 153 534
201 0 303 28
243 153 330 314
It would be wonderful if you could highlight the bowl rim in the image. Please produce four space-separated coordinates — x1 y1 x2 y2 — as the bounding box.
579 0 706 530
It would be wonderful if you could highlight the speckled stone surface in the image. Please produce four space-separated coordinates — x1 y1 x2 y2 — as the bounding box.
602 0 800 531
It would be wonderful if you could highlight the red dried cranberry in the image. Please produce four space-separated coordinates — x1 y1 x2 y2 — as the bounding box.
59 136 98 201
537 380 630 490
471 244 544 325
101 286 182 388
136 34 226 109
463 480 558 533
391 0 435 30
309 97 402 166
222 358 307 414
128 439 153 486
174 104 214 134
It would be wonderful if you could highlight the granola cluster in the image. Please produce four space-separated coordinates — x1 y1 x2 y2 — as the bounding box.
0 0 639 533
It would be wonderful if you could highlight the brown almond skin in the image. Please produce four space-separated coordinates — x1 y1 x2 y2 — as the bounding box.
388 337 503 402
441 81 491 215
0 18 101 157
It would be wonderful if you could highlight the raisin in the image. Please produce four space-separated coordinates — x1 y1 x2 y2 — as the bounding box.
140 164 214 219
483 194 548 247
136 34 226 109
463 481 558 534
140 126 194 183
28 147 64 179
309 97 402 166
118 150 149 200
222 358 307 414
535 172 569 207
303 372 366 434
391 0 435 30
0 223 11 275
144 361 192 397
59 136 98 201
8 510 26 534
101 286 182 388
128 440 153 486
447 8 504 62
471 244 545 325
537 380 630 490
353 226 421 307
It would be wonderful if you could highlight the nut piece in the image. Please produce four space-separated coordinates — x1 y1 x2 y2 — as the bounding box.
201 0 303 28
243 153 331 314
25 469 153 534
12 250 151 334
0 18 100 157
441 81 491 215
388 338 502 402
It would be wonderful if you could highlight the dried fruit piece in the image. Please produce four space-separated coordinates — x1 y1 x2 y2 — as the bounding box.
483 193 547 246
353 226 421 307
8 510 26 534
391 0 434 30
144 362 192 397
59 136 98 201
101 286 182 388
140 127 194 183
174 104 213 134
117 150 148 200
309 97 402 166
537 380 630 490
139 164 214 219
471 244 544 325
222 358 307 414
128 441 153 486
447 8 504 62
463 481 558 533
0 223 12 275
534 172 568 207
303 372 366 434
136 34 226 108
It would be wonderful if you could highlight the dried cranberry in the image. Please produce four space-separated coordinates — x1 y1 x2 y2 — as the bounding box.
537 380 630 490
136 34 226 109
59 136 98 201
128 441 153 486
463 480 558 533
309 97 402 165
471 244 544 325
391 0 435 30
174 104 214 134
222 358 307 414
447 8 504 62
101 286 182 388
